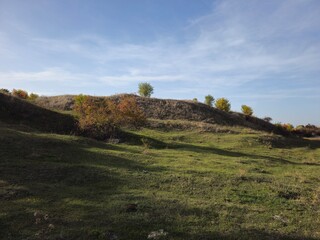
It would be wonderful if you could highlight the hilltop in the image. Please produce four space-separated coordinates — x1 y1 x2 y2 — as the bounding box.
34 94 280 134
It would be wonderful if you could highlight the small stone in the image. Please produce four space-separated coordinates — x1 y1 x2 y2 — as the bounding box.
148 229 168 239
273 215 288 224
34 211 41 217
126 203 138 212
48 224 55 229
35 218 41 225
105 230 118 240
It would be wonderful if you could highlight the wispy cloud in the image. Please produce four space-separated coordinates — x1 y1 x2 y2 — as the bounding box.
0 0 319 97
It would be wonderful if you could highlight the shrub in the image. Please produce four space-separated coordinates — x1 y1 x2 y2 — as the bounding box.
192 98 198 102
241 105 253 116
215 98 231 112
28 93 39 101
117 96 146 127
74 94 89 117
138 82 153 97
74 95 146 139
0 89 10 94
274 122 294 134
75 97 118 139
282 123 294 132
204 95 214 106
12 89 28 99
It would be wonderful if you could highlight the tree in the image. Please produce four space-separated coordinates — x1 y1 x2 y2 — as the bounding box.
192 98 198 102
215 98 231 112
241 105 253 116
138 82 153 97
204 95 214 106
263 117 272 123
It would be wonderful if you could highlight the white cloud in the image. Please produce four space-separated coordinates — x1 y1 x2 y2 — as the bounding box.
0 68 87 82
0 0 319 96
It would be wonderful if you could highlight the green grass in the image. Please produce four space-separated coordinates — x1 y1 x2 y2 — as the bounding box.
0 121 319 239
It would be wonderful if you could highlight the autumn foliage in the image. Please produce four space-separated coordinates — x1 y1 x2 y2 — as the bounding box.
12 89 29 99
74 95 146 139
241 105 253 116
215 98 231 112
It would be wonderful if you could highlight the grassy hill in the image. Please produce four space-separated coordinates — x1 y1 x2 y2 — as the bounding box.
1 93 319 239
1 119 319 239
34 94 281 133
0 93 76 134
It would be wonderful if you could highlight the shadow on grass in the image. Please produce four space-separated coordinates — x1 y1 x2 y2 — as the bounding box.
258 135 320 150
0 126 168 239
278 137 320 150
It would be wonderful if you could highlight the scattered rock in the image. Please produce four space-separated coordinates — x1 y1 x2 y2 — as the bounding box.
278 191 300 200
147 229 168 239
105 230 118 240
126 203 138 212
273 215 288 224
107 138 120 144
48 224 55 230
35 218 41 225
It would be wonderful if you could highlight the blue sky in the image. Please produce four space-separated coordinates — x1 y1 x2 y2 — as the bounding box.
0 0 319 125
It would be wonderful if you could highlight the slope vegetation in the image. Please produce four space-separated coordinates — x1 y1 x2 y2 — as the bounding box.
35 94 278 133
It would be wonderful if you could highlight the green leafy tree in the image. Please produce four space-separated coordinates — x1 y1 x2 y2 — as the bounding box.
204 95 214 106
241 105 253 116
138 82 154 97
215 98 231 112
193 98 198 102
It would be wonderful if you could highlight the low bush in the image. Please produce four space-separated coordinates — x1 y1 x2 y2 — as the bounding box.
117 96 146 127
28 93 39 101
12 89 28 99
0 89 10 94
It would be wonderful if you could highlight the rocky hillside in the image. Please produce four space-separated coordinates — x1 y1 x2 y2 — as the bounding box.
34 94 279 133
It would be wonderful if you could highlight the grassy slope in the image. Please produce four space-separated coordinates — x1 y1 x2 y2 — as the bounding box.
0 121 319 240
0 93 76 134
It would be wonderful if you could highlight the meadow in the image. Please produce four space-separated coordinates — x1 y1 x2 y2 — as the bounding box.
0 120 319 239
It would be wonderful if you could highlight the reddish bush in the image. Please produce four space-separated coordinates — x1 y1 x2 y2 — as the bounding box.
118 96 146 127
12 89 28 99
74 95 145 139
